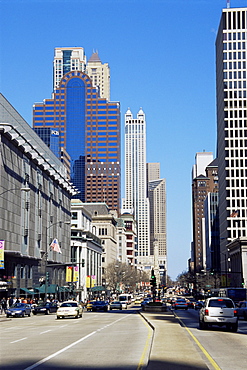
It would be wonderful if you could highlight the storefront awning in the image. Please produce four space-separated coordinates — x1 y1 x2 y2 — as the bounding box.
58 286 71 293
90 286 106 292
35 284 58 294
20 288 37 295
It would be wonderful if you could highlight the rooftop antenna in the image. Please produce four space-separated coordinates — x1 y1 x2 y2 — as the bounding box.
227 0 230 9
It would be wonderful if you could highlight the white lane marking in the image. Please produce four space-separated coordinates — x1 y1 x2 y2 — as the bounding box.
10 337 27 344
40 330 52 335
24 314 130 370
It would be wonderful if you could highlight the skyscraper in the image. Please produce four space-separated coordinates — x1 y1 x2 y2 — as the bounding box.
53 47 87 91
33 56 121 214
86 51 110 101
216 7 247 277
148 177 167 283
122 108 150 265
191 152 216 272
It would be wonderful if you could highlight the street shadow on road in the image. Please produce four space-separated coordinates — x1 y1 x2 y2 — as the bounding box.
1 361 208 370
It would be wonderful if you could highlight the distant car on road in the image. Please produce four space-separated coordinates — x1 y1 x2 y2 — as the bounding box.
173 299 188 310
33 301 58 315
109 301 122 310
199 297 238 331
56 301 83 319
6 303 32 318
86 300 95 311
236 301 247 320
92 300 109 312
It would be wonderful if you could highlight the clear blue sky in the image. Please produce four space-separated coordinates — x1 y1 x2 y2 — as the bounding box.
1 0 246 280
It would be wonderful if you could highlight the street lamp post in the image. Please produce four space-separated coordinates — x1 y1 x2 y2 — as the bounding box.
44 220 70 302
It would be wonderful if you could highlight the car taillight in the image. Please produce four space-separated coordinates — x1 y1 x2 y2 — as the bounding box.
234 309 237 316
205 309 209 316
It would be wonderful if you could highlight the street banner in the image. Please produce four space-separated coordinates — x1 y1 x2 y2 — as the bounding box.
73 266 79 282
66 266 73 282
0 240 4 269
91 275 96 287
86 275 91 288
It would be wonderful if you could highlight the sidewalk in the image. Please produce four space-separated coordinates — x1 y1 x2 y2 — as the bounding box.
140 309 209 370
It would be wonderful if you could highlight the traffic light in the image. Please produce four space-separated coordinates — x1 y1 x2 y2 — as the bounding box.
150 269 156 287
46 271 50 285
82 259 85 267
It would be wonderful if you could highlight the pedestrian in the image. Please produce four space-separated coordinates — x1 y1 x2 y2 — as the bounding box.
1 297 7 313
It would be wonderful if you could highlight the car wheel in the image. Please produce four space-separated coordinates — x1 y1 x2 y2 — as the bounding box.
28 312 31 317
243 312 247 321
33 312 37 315
57 316 61 319
6 314 9 318
22 312 25 318
231 322 238 332
46 309 50 315
199 319 207 330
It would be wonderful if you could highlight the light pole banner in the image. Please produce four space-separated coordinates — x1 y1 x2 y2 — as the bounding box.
0 240 4 269
86 276 91 288
73 266 79 282
66 266 73 282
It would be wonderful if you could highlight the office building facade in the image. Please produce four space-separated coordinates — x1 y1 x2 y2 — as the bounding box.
191 153 218 272
33 69 121 214
122 108 150 265
216 7 247 286
148 177 167 284
0 94 74 299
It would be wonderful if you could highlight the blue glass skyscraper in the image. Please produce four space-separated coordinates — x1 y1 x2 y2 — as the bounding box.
33 70 121 214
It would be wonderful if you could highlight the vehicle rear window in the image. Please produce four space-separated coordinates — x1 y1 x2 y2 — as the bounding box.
61 302 77 307
208 299 234 308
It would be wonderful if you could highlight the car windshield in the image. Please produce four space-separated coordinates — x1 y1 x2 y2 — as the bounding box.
37 302 49 307
11 303 25 308
94 301 105 305
208 299 234 308
61 302 77 307
111 301 120 304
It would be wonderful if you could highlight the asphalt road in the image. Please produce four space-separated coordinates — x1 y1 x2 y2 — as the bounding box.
173 308 247 370
0 308 153 370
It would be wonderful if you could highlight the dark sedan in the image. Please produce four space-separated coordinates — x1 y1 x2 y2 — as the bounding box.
92 301 108 312
33 301 58 315
6 303 32 318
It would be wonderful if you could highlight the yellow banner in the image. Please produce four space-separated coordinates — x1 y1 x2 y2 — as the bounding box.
73 266 79 282
91 275 96 287
0 240 4 269
66 266 73 282
86 276 91 288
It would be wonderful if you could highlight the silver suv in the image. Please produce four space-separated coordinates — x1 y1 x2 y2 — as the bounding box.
199 297 238 331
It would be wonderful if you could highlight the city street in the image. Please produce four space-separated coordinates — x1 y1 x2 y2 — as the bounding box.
0 308 152 370
173 308 247 370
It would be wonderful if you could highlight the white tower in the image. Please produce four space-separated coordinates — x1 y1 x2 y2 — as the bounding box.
123 108 150 265
86 51 110 100
53 47 87 91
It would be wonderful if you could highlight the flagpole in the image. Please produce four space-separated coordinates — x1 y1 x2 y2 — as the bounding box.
44 220 70 302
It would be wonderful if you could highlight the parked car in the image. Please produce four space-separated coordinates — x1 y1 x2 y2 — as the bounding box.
56 301 83 319
199 297 238 331
33 301 58 315
86 300 95 311
109 301 122 310
6 303 32 318
91 300 108 312
236 301 247 320
173 299 188 310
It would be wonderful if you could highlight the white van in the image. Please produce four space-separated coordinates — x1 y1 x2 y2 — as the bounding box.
118 294 131 309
